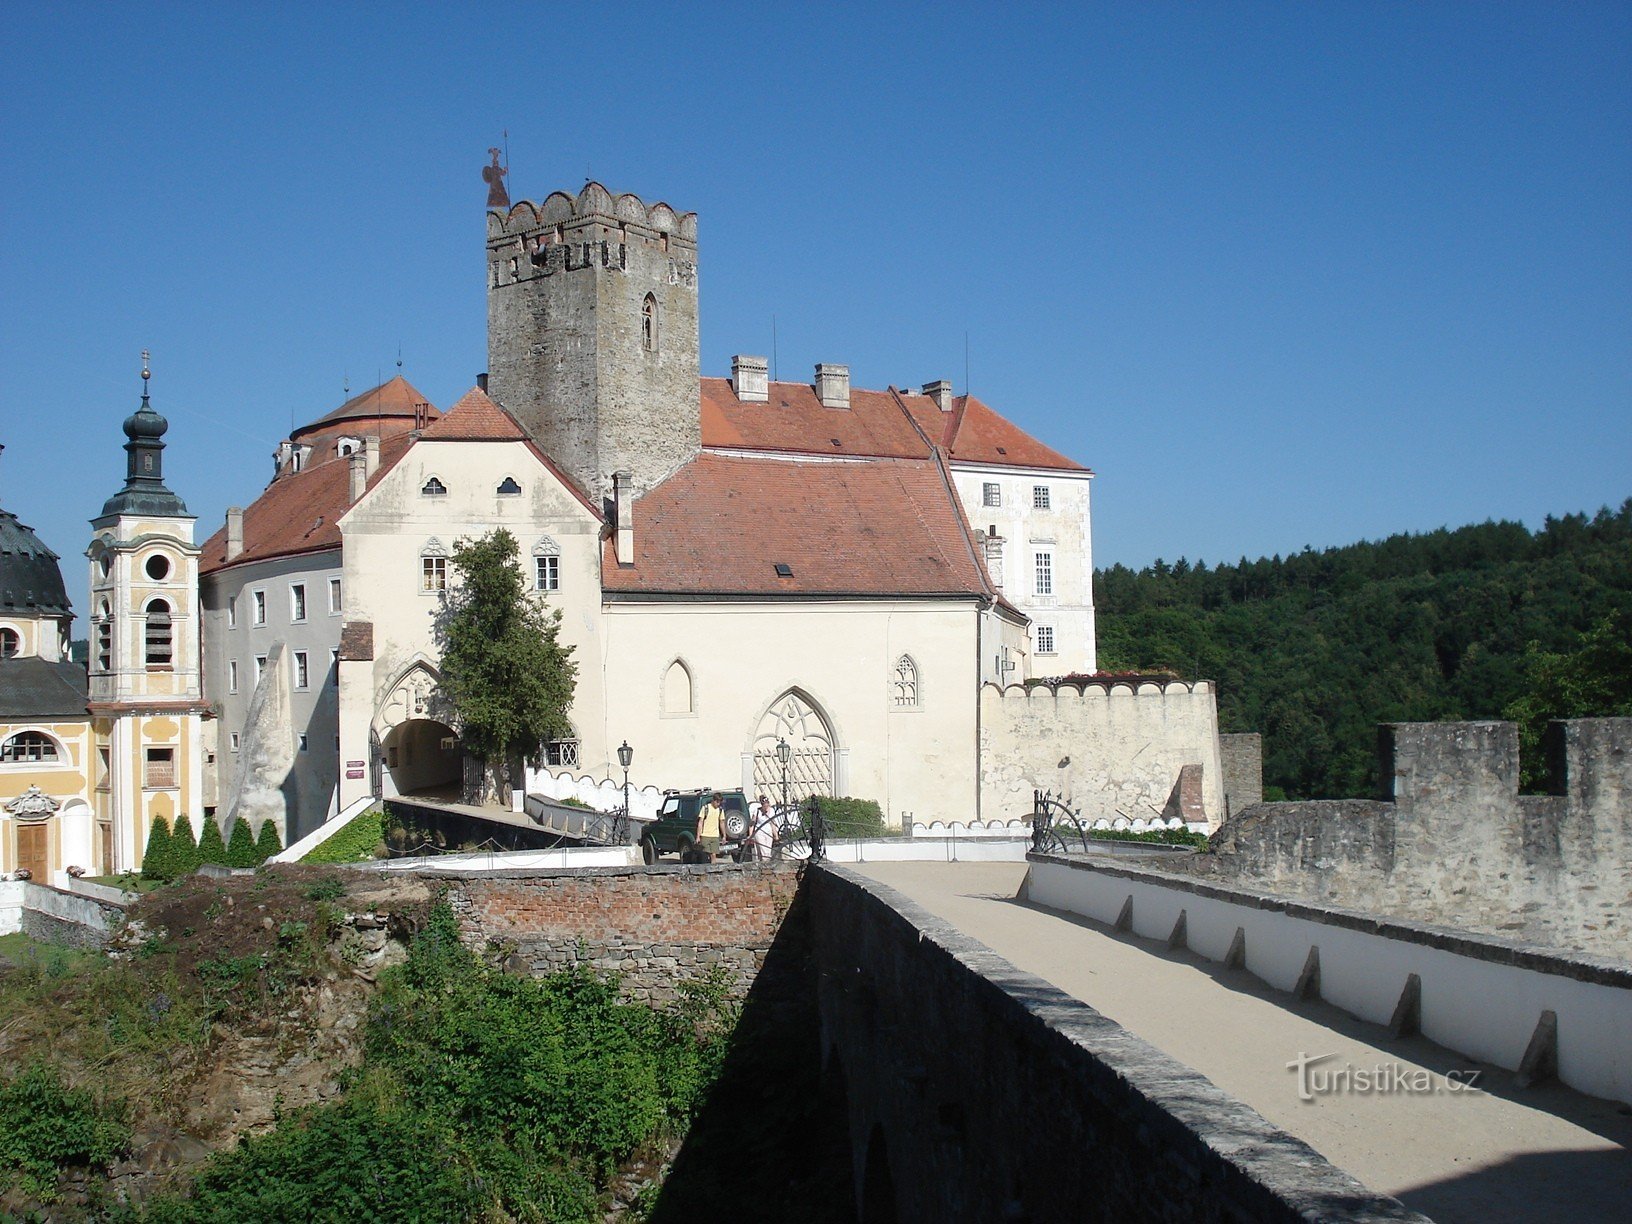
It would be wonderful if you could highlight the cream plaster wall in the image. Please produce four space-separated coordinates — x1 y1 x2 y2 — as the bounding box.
979 681 1224 827
336 439 603 808
593 598 982 827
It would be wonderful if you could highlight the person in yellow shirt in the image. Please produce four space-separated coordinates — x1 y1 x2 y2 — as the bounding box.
696 791 724 862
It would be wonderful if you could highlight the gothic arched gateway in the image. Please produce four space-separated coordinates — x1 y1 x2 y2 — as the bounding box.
752 690 836 801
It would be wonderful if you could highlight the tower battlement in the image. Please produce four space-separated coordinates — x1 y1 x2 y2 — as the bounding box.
487 184 697 289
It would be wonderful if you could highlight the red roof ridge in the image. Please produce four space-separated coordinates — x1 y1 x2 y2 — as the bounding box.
419 386 530 441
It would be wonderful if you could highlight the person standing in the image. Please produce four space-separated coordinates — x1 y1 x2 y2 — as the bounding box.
696 791 724 862
751 794 775 861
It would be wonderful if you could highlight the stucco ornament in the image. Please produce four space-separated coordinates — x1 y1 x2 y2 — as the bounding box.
5 785 60 818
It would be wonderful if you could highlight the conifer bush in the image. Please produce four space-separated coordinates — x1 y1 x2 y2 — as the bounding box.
225 819 258 869
170 818 200 876
139 817 173 883
196 818 228 867
253 821 283 864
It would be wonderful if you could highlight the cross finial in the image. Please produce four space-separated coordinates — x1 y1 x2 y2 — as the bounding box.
141 349 151 384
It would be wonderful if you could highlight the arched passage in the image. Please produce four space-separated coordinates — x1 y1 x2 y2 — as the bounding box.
381 718 460 798
752 689 836 800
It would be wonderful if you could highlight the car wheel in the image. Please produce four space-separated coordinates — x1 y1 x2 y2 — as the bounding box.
724 810 748 839
676 836 694 863
640 837 658 865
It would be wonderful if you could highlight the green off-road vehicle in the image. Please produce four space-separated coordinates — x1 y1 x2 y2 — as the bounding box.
639 788 750 863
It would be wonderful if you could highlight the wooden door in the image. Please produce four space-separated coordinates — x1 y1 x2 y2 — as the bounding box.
16 823 49 880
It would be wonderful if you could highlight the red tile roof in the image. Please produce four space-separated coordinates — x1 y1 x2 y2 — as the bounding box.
291 375 439 440
699 378 1089 473
602 452 995 598
198 434 415 576
419 387 530 441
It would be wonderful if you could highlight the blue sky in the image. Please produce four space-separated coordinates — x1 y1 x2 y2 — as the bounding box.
3 3 1628 619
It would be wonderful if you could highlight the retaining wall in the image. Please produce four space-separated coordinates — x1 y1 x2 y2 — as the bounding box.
0 880 126 949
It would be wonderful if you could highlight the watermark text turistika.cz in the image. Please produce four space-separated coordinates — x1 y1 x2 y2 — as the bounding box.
1287 1052 1482 1102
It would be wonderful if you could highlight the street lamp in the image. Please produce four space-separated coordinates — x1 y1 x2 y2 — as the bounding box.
776 737 791 815
617 740 633 844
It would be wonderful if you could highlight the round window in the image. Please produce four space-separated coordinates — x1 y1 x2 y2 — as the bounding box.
145 553 172 581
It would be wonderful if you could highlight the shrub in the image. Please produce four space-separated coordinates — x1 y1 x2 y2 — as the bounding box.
254 821 283 863
140 817 173 882
226 819 259 869
812 796 894 838
0 1061 129 1201
170 818 200 876
196 819 228 867
303 807 386 864
1085 826 1208 848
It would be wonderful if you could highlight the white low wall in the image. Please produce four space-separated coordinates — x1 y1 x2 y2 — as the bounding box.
360 844 639 873
1024 854 1632 1107
523 768 663 821
0 880 23 936
821 836 1031 864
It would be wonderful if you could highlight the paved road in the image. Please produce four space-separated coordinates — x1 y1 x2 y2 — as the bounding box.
852 860 1632 1224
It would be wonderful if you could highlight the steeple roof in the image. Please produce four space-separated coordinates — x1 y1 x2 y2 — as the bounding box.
0 506 72 617
98 365 190 520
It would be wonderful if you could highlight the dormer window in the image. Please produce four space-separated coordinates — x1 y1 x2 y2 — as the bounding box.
496 476 522 496
421 477 448 497
641 293 659 352
0 627 19 658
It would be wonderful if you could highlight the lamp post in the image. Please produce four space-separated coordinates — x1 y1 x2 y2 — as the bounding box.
616 740 633 845
776 737 791 816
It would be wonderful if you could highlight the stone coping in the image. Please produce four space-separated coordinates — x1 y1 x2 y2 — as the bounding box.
1030 852 1632 988
402 861 803 883
816 864 1427 1223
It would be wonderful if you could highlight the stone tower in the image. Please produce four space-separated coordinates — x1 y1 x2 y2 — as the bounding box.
87 360 206 870
486 182 700 505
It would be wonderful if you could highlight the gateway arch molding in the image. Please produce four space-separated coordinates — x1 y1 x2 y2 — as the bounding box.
747 686 848 800
373 657 446 739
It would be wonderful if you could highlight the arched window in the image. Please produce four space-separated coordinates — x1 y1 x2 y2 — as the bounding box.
663 659 694 715
145 599 173 669
95 600 112 672
0 627 19 658
496 476 522 496
1 731 60 764
892 655 919 708
421 477 447 497
641 293 658 352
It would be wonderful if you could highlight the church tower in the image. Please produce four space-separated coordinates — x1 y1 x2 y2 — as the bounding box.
486 182 700 505
87 355 207 870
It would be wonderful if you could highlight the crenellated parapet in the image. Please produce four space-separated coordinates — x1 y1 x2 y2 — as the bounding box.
486 182 697 289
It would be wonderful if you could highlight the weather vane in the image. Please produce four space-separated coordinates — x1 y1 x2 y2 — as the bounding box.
484 145 510 209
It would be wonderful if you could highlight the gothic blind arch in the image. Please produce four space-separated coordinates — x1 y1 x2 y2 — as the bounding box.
751 689 837 800
662 658 694 715
892 654 920 708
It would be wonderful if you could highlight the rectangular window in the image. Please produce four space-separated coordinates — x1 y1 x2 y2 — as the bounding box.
96 748 111 791
982 482 1001 508
545 739 580 768
329 648 340 680
1036 625 1056 655
328 577 342 614
422 556 447 593
294 651 309 690
535 555 559 592
252 589 266 625
1033 485 1051 510
229 659 239 693
227 597 237 629
298 734 309 752
230 733 240 752
144 748 176 789
1034 552 1053 596
255 654 267 680
96 621 111 672
290 583 307 623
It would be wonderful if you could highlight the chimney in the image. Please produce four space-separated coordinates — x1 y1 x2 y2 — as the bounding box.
226 507 244 561
348 453 367 504
815 363 850 410
922 379 954 412
983 529 1004 590
731 355 768 403
363 436 380 479
613 470 634 566
476 372 489 393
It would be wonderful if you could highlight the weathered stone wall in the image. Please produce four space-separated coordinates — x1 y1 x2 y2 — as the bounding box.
0 880 126 949
1219 730 1262 817
1174 719 1632 959
444 863 799 1004
979 680 1224 826
807 865 1422 1223
487 185 701 504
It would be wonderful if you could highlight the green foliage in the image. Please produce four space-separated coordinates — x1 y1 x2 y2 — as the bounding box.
226 819 259 869
170 818 200 876
1096 501 1632 797
140 816 174 883
813 796 894 838
302 876 346 903
0 1061 129 1200
1504 613 1632 788
254 821 283 863
1086 826 1208 848
196 818 228 867
438 529 577 789
302 806 386 864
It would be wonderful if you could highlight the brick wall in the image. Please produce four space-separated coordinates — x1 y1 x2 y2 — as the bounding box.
444 863 800 1004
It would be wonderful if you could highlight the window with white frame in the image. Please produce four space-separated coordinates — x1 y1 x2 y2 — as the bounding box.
290 583 307 623
422 555 447 593
329 577 342 614
535 555 559 592
1 731 59 764
294 651 309 690
229 660 239 693
252 589 266 625
545 739 579 768
227 596 237 629
421 477 447 497
0 627 18 659
144 748 176 789
255 654 267 680
1036 625 1056 655
144 599 173 669
230 732 240 752
982 482 1001 507
1033 485 1051 510
1034 552 1053 596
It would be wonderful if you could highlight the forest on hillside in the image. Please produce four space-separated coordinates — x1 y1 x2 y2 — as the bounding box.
1093 500 1632 800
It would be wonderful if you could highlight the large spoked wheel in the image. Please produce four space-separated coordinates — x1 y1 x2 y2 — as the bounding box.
1033 827 1068 856
770 809 811 861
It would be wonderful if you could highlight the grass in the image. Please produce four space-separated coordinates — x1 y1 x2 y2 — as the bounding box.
302 806 386 864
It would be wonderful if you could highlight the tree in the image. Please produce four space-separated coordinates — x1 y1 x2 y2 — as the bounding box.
1504 613 1632 788
198 817 229 866
140 816 173 882
437 529 577 804
170 816 200 876
255 820 283 864
227 818 259 868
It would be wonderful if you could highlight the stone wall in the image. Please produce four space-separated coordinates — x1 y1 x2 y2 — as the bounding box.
807 865 1422 1223
1173 719 1632 959
1219 731 1262 817
0 880 126 949
444 863 799 1004
979 680 1224 827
